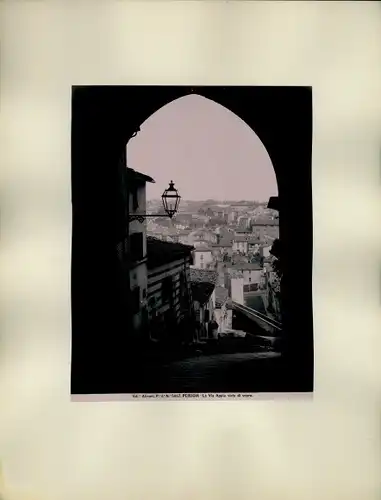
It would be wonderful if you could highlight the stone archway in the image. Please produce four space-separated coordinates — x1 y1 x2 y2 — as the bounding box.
71 85 313 394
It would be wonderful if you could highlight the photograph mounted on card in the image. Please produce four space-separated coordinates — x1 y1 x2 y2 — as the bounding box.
71 86 313 399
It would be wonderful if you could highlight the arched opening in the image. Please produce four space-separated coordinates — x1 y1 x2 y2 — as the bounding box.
127 94 278 203
71 85 313 394
126 94 282 335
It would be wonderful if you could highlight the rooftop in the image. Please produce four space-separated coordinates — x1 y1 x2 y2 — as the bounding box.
233 235 261 243
228 262 263 271
194 245 212 252
189 228 213 236
173 213 193 223
208 217 227 226
190 267 219 286
126 167 155 184
212 242 232 248
191 282 215 306
147 236 194 269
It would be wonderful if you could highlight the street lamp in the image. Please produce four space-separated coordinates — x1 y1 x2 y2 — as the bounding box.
161 180 181 219
128 180 181 223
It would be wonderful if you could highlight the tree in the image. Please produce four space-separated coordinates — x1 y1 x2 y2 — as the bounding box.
271 257 282 280
268 238 282 317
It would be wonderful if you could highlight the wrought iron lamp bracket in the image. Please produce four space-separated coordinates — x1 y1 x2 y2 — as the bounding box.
128 214 146 223
128 213 173 223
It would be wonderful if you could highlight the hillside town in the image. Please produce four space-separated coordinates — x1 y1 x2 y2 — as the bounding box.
123 166 282 356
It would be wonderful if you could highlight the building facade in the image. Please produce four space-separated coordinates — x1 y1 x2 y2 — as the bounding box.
125 168 155 337
192 246 214 269
261 244 272 259
187 228 218 246
251 218 279 241
146 237 195 343
232 235 260 255
230 275 244 304
121 167 197 344
226 262 264 296
211 242 233 259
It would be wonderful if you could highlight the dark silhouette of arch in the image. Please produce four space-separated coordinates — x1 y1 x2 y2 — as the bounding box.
71 86 313 394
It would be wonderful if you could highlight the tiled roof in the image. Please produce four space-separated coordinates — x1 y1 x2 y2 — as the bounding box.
208 217 226 225
191 282 215 306
230 270 244 279
229 262 262 271
215 286 229 307
173 214 193 222
126 167 155 184
194 245 212 252
147 236 194 269
221 233 234 243
212 242 232 248
190 267 218 285
189 228 211 236
233 235 260 243
233 235 248 242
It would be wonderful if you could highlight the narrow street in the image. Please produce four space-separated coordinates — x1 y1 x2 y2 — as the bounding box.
127 350 285 393
158 351 281 392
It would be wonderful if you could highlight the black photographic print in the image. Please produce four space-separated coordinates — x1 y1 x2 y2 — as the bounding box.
71 86 313 398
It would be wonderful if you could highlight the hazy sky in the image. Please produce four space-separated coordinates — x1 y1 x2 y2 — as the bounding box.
127 94 278 202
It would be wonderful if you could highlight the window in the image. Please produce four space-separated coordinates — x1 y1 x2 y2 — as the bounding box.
204 310 210 322
200 263 204 269
249 277 251 282
200 254 204 260
130 287 140 315
162 276 173 303
130 232 144 262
